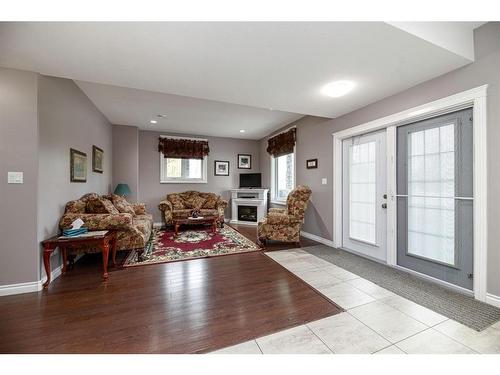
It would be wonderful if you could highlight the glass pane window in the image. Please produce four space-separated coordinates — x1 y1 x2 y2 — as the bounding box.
161 157 206 182
407 124 455 264
349 141 376 244
274 152 295 201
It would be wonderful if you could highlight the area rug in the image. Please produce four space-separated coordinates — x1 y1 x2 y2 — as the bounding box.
123 225 260 267
302 244 500 331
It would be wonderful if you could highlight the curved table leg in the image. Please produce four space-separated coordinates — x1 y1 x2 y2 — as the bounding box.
42 245 54 289
102 241 110 280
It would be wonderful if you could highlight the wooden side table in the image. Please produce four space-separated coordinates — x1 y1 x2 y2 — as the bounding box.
41 231 117 288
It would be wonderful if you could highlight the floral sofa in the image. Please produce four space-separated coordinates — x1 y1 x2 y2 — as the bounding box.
158 191 228 226
257 185 312 245
59 193 153 252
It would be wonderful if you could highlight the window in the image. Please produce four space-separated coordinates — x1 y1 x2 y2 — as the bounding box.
160 137 207 183
271 151 295 203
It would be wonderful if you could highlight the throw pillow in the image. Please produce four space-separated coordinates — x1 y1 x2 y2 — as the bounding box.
202 195 218 209
86 197 120 214
167 194 185 210
188 195 206 210
110 194 136 215
66 200 86 214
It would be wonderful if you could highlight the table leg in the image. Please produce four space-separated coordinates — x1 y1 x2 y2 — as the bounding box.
61 247 67 274
42 246 53 289
102 241 109 280
111 233 117 267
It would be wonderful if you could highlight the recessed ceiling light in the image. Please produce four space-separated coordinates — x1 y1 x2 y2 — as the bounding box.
150 120 157 124
239 129 246 133
321 80 356 98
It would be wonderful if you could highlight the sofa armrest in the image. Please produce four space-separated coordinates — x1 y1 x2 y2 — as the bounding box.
269 207 286 214
59 213 134 231
132 202 147 215
217 198 228 210
266 212 300 225
158 199 173 212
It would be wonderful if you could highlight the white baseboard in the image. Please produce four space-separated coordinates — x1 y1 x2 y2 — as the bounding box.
153 222 164 228
0 253 82 297
0 280 42 297
300 231 335 247
486 293 500 308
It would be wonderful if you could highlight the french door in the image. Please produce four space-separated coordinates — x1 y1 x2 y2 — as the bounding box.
342 130 387 262
396 108 474 290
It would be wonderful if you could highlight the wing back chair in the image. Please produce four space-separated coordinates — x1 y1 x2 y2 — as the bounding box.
257 185 312 246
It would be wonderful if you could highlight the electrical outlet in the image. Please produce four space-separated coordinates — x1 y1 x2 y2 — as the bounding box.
321 178 327 185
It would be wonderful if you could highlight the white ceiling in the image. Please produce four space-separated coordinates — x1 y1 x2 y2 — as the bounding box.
75 80 302 139
0 22 483 138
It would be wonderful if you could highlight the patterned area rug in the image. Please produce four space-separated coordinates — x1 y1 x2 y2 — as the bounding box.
123 225 260 267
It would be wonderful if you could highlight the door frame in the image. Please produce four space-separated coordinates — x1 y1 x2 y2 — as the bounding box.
332 85 488 301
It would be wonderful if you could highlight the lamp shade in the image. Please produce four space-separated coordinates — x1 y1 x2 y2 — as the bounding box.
114 183 131 196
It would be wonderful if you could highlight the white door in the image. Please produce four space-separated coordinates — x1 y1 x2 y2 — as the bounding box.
342 130 387 262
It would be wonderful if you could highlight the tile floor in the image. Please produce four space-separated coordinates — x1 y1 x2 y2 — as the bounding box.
211 248 500 354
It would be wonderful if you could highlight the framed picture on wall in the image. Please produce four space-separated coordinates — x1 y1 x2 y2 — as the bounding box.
306 158 318 169
214 160 230 176
70 148 87 182
92 145 104 173
238 154 252 169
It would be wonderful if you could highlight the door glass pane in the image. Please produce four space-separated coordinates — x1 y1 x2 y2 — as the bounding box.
349 141 376 243
407 124 455 265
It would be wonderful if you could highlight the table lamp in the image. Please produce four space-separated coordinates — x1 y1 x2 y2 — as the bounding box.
114 183 131 197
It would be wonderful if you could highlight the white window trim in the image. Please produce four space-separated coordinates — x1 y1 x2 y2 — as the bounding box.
159 135 208 184
332 85 488 302
270 146 296 205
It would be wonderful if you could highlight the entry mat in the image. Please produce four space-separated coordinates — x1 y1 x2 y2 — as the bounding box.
303 245 500 331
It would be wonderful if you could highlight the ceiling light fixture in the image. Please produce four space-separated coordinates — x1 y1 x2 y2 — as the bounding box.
321 80 356 98
150 120 157 124
156 114 167 118
239 129 246 133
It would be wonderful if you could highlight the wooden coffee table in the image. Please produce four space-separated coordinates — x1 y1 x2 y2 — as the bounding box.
173 216 219 237
41 230 117 288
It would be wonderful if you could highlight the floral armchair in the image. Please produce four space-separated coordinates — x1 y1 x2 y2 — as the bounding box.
158 191 228 226
257 185 312 245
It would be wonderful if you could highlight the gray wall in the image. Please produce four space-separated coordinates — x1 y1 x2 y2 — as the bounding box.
0 68 39 285
37 75 113 275
260 22 500 296
112 125 139 202
137 129 261 222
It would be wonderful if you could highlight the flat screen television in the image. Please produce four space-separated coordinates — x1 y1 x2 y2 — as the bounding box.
239 173 262 188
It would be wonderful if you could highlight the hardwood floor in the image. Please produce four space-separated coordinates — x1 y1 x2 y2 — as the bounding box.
0 226 340 353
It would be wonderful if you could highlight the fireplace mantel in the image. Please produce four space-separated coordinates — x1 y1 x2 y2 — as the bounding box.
229 188 269 226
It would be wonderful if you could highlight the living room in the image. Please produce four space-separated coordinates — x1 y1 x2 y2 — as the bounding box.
2 1 500 371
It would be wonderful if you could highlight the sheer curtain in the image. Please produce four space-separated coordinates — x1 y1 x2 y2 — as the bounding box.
407 124 455 265
349 141 376 243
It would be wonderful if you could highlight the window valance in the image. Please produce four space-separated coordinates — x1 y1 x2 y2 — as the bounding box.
158 137 210 159
266 128 296 157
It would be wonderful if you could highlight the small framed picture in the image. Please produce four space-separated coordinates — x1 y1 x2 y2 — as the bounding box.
306 158 318 169
238 154 252 169
92 145 104 173
70 148 87 182
214 160 230 176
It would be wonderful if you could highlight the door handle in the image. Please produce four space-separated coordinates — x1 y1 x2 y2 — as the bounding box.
381 203 387 209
